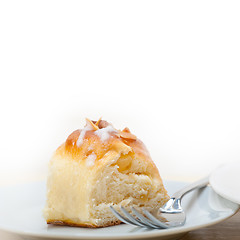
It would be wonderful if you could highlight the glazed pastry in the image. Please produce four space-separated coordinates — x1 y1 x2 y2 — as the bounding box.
43 118 169 227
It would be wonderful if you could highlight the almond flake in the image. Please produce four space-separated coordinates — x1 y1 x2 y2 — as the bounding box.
95 117 102 126
119 129 137 140
85 118 99 130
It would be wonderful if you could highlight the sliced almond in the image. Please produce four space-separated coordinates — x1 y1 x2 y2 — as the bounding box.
119 129 137 140
122 127 130 133
90 118 113 129
85 118 99 130
95 117 102 126
98 120 111 129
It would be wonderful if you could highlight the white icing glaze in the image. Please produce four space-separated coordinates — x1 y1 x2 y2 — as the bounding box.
86 152 97 167
76 121 94 147
94 125 117 142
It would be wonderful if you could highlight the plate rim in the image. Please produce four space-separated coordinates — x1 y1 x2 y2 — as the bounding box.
0 181 239 240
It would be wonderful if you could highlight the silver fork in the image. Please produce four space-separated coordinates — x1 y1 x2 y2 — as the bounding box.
110 176 209 229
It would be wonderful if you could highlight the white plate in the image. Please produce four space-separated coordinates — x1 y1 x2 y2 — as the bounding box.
210 161 240 204
0 181 238 240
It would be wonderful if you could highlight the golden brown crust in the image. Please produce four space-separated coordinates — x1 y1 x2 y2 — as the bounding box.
47 219 121 228
61 120 153 167
53 119 161 180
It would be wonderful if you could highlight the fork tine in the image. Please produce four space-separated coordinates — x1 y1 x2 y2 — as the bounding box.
143 208 186 228
142 209 169 228
120 206 150 228
131 207 163 229
110 206 136 226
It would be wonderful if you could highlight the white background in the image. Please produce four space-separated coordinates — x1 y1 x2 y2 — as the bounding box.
0 0 240 185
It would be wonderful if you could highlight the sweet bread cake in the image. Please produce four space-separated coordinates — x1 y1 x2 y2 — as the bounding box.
43 118 169 227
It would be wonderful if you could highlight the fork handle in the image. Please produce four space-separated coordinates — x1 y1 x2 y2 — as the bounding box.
171 176 209 200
